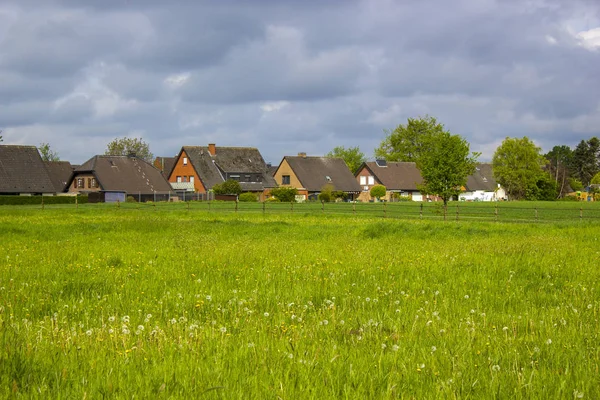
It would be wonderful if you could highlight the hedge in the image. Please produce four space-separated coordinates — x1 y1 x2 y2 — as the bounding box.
0 195 88 206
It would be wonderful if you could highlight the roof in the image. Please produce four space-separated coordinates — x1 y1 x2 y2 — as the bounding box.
182 146 277 190
154 156 176 178
0 145 57 194
465 163 499 191
284 156 362 192
360 161 423 191
44 161 73 192
71 155 172 194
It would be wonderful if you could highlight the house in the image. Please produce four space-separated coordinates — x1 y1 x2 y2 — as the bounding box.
44 161 74 192
273 153 362 201
355 160 427 202
168 144 276 201
460 163 506 201
153 156 176 179
0 145 57 195
66 154 173 202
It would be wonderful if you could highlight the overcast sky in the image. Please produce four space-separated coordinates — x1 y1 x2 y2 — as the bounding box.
1 0 599 165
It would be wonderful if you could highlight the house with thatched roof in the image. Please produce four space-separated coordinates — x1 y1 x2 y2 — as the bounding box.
66 154 173 202
168 144 276 201
273 153 362 201
0 145 57 195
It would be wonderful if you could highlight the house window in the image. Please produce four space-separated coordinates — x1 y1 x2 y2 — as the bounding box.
245 175 251 182
360 176 366 185
176 176 182 183
91 178 97 188
230 175 240 181
282 175 291 185
183 176 188 182
368 176 375 185
183 157 188 165
77 178 84 188
190 176 194 184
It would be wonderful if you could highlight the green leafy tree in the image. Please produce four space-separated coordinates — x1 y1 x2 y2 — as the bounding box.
569 178 584 191
270 187 298 202
370 184 387 201
325 146 366 174
492 137 546 200
544 145 573 197
38 143 60 162
416 132 479 206
570 137 600 186
375 115 445 161
212 179 242 195
105 137 154 162
591 172 600 185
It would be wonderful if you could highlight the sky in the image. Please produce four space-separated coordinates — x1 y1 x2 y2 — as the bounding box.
1 0 599 165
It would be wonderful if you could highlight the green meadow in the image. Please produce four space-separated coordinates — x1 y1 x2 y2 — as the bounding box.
0 205 599 398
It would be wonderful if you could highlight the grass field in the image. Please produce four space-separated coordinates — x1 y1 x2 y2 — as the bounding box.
0 205 599 398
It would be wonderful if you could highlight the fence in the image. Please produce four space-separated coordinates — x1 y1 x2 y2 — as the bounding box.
7 200 600 223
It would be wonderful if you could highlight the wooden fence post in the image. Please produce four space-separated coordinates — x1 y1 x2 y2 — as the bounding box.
263 201 266 215
383 201 387 218
456 204 459 221
235 200 239 213
420 203 423 219
443 204 447 221
353 201 356 216
495 204 498 222
321 200 325 214
290 201 293 214
41 196 44 210
535 207 538 222
580 207 583 222
76 196 78 210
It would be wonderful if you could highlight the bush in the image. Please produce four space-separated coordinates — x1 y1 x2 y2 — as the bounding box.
0 195 88 206
270 187 298 202
126 195 137 203
265 196 280 202
239 192 258 202
213 180 242 195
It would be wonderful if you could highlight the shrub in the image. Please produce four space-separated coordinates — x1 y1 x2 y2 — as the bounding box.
239 192 258 202
126 195 137 203
213 180 242 195
270 187 298 202
370 184 386 200
265 197 280 202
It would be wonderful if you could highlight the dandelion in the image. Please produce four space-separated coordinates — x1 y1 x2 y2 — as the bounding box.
381 343 387 350
546 338 552 345
502 326 509 332
170 318 177 325
533 347 540 353
219 326 227 333
439 329 446 334
391 345 399 352
206 295 212 301
248 342 255 348
297 317 303 323
365 297 371 302
85 330 92 336
464 295 470 300
264 312 270 317
122 327 130 335
121 315 130 324
426 320 432 326
587 304 592 310
492 365 500 372
435 290 440 296
108 328 114 334
573 389 584 398
431 346 437 353
287 353 294 359
322 320 329 325
339 320 345 325
146 314 152 319
108 316 116 323
137 325 144 332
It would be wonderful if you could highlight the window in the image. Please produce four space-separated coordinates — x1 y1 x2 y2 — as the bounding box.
282 175 291 185
230 175 240 181
360 176 366 185
183 176 188 182
183 157 188 165
91 178 97 188
176 176 182 183
368 176 375 185
245 175 251 182
77 178 84 188
189 176 194 184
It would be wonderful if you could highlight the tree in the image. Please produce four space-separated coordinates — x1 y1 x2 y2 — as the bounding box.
375 115 445 161
370 184 387 201
325 146 366 174
212 179 242 195
570 137 600 186
416 132 479 206
105 137 153 162
270 187 298 202
492 137 546 200
544 145 573 198
591 172 600 185
38 143 60 162
318 184 334 202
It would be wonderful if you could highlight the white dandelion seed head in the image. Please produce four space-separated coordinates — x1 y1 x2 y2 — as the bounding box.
546 338 552 345
220 326 227 333
264 312 270 317
492 364 500 372
108 316 116 323
392 345 399 352
85 330 92 336
431 346 437 352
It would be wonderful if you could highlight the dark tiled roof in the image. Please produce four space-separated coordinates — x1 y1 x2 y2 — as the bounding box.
285 156 362 192
71 155 172 194
465 163 498 191
44 161 73 192
183 146 277 190
154 156 176 178
361 161 423 191
0 145 56 193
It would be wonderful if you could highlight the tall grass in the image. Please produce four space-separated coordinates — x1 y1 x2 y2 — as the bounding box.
0 208 598 398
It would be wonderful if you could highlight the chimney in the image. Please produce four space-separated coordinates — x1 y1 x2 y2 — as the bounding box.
208 143 216 156
127 152 137 158
298 152 307 158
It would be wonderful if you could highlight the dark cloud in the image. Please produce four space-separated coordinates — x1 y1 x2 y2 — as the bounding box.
1 0 599 164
